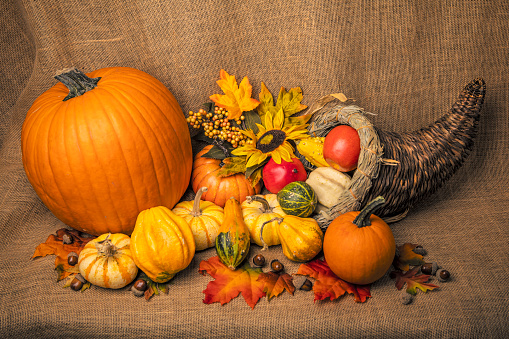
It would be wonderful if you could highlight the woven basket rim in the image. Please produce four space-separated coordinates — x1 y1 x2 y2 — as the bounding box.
301 95 403 227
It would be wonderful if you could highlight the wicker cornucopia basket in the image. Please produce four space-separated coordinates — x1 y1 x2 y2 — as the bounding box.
300 78 486 228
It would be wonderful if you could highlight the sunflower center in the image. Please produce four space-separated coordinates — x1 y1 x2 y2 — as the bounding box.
256 130 286 153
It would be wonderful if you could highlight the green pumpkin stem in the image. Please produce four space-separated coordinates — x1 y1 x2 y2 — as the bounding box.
353 196 386 227
245 195 272 213
259 217 283 250
54 67 101 101
192 187 208 217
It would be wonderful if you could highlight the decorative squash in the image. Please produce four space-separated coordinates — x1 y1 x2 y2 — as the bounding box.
172 187 224 251
323 196 396 285
277 181 317 218
130 206 195 283
266 216 323 262
77 233 138 289
305 166 351 208
296 137 329 168
21 67 193 236
215 197 250 270
241 194 286 247
192 145 261 207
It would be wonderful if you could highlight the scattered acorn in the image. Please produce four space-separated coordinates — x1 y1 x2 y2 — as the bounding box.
413 245 427 256
270 259 284 273
421 262 439 275
252 254 266 267
400 291 413 305
70 277 83 291
437 269 451 282
62 233 73 244
132 279 148 297
300 279 313 291
67 252 79 266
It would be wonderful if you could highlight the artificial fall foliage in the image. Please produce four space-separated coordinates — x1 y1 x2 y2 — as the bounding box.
257 271 295 301
257 82 308 122
199 256 266 309
209 69 260 120
296 258 372 303
32 228 95 281
392 267 439 295
393 243 426 271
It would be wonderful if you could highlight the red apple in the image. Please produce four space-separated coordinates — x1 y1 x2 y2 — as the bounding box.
323 125 361 172
262 157 307 193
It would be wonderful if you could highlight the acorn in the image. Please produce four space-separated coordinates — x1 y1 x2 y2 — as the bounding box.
252 254 266 267
421 262 439 275
132 279 148 297
437 269 451 282
67 252 79 266
270 259 284 273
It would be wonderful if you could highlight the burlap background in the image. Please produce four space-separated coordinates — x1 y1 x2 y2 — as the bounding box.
1 0 508 337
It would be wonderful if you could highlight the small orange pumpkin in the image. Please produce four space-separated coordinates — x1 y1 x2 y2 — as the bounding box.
323 196 396 285
192 145 261 207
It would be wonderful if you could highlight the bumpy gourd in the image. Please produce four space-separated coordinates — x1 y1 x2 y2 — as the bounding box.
130 206 195 283
241 194 286 247
273 216 324 262
172 187 224 251
297 137 329 167
215 197 251 270
78 233 138 289
323 196 396 285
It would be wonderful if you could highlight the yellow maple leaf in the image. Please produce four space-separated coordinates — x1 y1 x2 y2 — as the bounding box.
209 69 260 120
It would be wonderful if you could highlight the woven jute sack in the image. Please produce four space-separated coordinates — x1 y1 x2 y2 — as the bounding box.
299 78 486 228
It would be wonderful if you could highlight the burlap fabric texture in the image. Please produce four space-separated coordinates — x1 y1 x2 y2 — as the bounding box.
1 0 508 338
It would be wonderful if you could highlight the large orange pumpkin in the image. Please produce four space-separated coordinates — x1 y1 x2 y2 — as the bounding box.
192 145 261 207
21 67 193 235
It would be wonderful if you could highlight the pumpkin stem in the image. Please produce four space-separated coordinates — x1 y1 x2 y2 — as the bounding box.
94 233 118 257
192 187 208 217
259 217 283 250
353 196 386 227
54 67 101 101
245 195 272 213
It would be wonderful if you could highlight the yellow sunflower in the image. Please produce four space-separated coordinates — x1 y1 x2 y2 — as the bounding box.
231 108 310 167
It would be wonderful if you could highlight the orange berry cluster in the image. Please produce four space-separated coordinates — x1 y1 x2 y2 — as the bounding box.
187 106 248 148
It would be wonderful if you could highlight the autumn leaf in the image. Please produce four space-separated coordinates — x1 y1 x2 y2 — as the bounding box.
209 69 260 120
257 83 307 121
32 228 95 281
217 156 247 177
392 266 439 295
257 272 295 300
393 243 426 271
199 256 266 309
296 259 371 303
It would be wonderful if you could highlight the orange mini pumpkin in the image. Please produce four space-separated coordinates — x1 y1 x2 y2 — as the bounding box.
21 67 192 235
192 145 261 207
323 196 396 285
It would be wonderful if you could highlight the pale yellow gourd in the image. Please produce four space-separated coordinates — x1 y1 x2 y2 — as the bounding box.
241 194 286 247
305 166 351 208
78 233 138 289
172 187 224 251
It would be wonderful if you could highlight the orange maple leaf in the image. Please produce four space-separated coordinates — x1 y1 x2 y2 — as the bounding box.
257 271 295 300
296 259 371 303
199 256 265 309
393 243 426 271
209 69 260 120
392 266 439 295
32 228 95 281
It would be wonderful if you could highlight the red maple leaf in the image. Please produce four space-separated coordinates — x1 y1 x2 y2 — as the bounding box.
199 256 266 309
392 267 440 295
296 259 371 303
257 272 295 300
